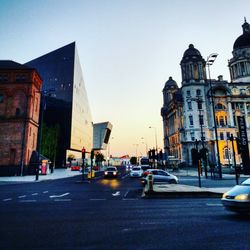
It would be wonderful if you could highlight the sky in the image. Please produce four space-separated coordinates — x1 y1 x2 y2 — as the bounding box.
0 0 249 157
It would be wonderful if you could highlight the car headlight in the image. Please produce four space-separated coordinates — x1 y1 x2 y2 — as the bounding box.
235 194 250 201
222 192 228 199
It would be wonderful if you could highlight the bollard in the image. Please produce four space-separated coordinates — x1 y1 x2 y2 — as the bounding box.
148 174 154 193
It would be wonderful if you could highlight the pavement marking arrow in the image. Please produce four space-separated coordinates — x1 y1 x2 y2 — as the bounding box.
49 192 70 198
112 191 120 196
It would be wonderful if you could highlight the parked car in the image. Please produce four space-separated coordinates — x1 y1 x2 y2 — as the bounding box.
221 178 250 214
70 160 81 171
130 166 143 177
104 167 118 178
140 169 178 185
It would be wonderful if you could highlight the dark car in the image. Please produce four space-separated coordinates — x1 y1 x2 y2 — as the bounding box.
104 167 118 178
221 178 250 214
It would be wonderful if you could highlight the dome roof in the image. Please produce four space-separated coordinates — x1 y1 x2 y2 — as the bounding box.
181 44 203 63
163 77 178 91
233 20 250 50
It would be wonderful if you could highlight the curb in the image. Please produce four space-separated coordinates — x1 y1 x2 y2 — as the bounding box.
142 190 222 199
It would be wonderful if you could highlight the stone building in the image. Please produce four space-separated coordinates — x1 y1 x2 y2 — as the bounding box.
161 19 250 168
0 61 42 175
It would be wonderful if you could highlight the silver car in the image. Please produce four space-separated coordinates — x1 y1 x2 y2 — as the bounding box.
221 178 250 214
141 169 178 185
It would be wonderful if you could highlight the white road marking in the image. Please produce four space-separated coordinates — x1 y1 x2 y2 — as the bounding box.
3 198 12 201
32 193 38 196
206 203 223 206
112 191 120 196
89 198 106 201
54 199 72 202
122 198 138 201
18 195 26 198
19 200 37 203
49 192 70 198
43 191 49 194
124 191 129 197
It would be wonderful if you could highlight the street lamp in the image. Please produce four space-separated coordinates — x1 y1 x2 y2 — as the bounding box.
207 53 222 179
190 97 207 178
141 137 148 156
149 126 158 152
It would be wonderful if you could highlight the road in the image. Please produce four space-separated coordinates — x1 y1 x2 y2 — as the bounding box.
1 167 250 249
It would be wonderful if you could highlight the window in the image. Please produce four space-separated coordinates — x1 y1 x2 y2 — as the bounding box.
199 115 204 125
0 75 8 82
187 90 191 97
226 132 230 139
0 94 3 103
197 101 202 110
187 101 192 110
190 131 195 141
219 116 225 126
196 89 201 96
15 108 21 116
189 115 193 126
220 132 224 140
16 75 26 82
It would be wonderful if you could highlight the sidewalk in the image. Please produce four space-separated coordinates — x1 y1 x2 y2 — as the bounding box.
143 168 250 198
0 168 82 184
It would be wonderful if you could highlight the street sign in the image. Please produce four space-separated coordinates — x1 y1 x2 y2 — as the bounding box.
237 116 250 175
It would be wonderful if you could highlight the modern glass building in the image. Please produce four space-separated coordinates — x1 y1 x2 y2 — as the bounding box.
93 122 113 150
26 42 93 166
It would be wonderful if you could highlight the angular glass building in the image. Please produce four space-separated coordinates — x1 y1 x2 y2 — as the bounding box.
26 42 93 166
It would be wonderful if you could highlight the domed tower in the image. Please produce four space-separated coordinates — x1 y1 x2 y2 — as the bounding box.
180 44 207 85
229 18 250 82
161 77 182 161
162 76 179 105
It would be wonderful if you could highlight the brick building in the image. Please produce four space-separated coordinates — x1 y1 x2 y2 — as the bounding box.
0 60 42 176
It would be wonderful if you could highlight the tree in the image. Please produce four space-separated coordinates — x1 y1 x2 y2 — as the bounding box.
41 123 60 166
130 156 137 165
95 152 105 166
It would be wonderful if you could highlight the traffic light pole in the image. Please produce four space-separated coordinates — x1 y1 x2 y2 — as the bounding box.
230 134 239 185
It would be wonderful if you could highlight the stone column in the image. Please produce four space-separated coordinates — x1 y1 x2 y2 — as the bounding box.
228 102 234 126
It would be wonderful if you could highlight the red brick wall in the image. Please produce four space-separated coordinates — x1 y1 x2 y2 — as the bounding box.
0 68 42 174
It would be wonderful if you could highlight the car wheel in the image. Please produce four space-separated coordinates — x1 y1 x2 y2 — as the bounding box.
169 179 177 184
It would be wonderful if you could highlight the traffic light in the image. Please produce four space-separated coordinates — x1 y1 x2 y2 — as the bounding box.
81 147 86 160
159 150 163 160
91 150 94 160
152 149 155 159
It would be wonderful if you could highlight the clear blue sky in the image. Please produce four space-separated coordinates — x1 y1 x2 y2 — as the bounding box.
0 0 249 157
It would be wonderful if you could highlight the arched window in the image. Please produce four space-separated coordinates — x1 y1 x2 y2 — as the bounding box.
215 103 226 110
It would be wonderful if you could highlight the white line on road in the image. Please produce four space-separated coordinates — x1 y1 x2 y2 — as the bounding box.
112 191 120 196
122 198 138 201
89 198 106 201
49 192 70 198
19 200 37 203
54 199 72 202
206 203 223 206
18 195 26 198
3 198 12 201
32 193 38 196
43 191 49 193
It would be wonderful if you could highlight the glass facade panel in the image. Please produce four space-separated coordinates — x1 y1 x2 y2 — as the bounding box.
26 42 93 165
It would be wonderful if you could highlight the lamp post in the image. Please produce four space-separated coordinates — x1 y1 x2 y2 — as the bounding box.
190 97 207 178
141 137 148 156
149 126 158 152
133 143 139 164
207 53 222 179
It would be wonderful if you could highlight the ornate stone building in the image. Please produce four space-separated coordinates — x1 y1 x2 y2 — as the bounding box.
0 61 42 175
161 19 250 168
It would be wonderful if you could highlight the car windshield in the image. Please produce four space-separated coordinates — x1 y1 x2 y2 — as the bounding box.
133 167 141 171
242 178 250 185
107 168 116 171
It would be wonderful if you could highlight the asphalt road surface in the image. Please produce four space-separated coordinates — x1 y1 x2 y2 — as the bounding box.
1 167 250 249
